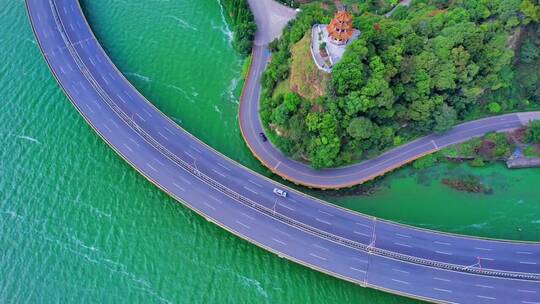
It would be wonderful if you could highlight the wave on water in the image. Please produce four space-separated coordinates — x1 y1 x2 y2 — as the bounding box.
188 258 270 299
86 203 112 219
469 222 489 229
532 219 540 224
215 0 234 45
125 72 152 83
17 135 41 144
238 275 269 299
1 210 24 220
166 84 196 103
4 33 37 45
171 117 183 124
63 232 172 304
100 258 172 303
70 234 99 252
165 15 199 31
224 77 240 104
190 87 199 97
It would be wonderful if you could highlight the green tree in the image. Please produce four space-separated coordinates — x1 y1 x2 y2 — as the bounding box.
470 157 486 167
283 92 301 111
219 0 256 55
413 154 438 169
347 117 375 140
520 40 540 63
434 104 457 133
521 0 540 23
526 120 540 143
488 102 502 113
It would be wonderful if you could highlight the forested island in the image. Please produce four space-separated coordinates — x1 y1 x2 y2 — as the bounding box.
260 0 540 169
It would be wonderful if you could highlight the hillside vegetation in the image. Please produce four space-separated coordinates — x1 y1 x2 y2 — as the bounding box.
276 0 402 14
261 0 540 169
289 30 329 100
219 0 256 55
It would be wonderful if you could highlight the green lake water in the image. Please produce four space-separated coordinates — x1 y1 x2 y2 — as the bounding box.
1 1 538 303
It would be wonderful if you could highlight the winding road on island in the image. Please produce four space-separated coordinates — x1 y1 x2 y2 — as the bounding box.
27 0 540 303
240 0 540 189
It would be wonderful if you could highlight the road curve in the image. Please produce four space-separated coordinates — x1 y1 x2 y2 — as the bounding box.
240 0 540 189
27 0 540 303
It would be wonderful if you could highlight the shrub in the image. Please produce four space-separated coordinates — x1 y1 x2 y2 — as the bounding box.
470 157 486 167
413 154 438 169
488 102 502 113
526 120 540 143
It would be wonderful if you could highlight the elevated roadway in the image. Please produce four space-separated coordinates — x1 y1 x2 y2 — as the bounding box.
240 0 540 189
27 0 540 302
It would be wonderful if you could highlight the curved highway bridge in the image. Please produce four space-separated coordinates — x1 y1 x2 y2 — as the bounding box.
27 0 540 303
239 0 540 189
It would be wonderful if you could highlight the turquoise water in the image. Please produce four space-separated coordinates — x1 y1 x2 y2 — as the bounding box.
332 163 540 241
1 1 538 303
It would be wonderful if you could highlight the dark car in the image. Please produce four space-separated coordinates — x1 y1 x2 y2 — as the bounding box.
259 132 268 142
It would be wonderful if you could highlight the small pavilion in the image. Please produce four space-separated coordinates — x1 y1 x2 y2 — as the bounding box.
327 10 355 45
310 8 360 72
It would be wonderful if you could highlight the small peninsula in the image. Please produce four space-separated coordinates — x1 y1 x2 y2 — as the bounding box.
260 0 540 169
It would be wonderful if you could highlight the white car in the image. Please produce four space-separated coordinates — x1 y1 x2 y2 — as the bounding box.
273 188 288 198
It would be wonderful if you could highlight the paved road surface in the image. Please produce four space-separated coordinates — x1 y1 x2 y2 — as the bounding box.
27 1 540 303
240 0 540 189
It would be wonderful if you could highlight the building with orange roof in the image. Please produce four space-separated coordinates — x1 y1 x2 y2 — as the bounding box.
310 7 360 72
327 10 355 45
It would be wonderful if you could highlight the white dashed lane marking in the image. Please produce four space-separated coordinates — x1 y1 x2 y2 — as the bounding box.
434 241 452 246
309 253 327 261
217 163 231 172
349 267 366 273
392 268 410 275
243 186 258 195
248 179 263 188
315 218 332 225
212 169 226 178
279 203 295 211
172 182 185 192
203 201 216 211
122 143 133 153
395 242 412 248
396 233 411 238
235 220 250 229
318 210 334 217
476 295 496 301
433 288 452 293
354 231 370 237
146 163 158 172
272 238 287 245
433 277 451 282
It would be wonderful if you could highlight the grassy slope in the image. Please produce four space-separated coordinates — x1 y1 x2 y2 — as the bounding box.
289 30 329 100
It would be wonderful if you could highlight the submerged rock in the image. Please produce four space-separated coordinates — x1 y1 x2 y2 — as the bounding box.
442 176 493 194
